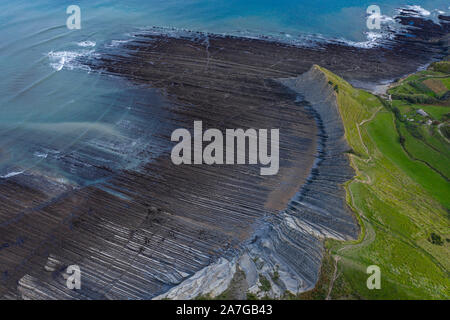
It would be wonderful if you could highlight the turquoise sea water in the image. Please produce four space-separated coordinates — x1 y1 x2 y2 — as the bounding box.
0 0 448 183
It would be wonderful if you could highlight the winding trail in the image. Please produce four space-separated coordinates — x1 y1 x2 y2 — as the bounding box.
326 106 383 298
326 255 340 300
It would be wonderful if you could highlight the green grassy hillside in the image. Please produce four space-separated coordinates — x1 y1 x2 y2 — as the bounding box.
305 65 449 300
388 62 450 182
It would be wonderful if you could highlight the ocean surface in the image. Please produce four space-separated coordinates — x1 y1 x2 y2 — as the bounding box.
0 0 448 184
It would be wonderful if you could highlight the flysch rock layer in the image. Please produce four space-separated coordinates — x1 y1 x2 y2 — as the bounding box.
155 66 358 299
0 38 320 300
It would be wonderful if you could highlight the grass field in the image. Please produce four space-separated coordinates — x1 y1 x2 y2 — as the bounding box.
302 65 450 300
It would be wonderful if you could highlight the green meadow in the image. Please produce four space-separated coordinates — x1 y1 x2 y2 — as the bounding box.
305 64 450 300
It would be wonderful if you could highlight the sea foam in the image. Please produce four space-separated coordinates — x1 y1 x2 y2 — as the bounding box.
0 171 24 179
77 41 96 47
47 50 98 71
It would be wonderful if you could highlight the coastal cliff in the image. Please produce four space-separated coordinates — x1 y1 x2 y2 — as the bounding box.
0 11 448 300
156 65 359 299
298 64 449 300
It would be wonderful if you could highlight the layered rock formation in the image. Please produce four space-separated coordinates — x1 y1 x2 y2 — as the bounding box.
156 66 358 299
0 37 320 299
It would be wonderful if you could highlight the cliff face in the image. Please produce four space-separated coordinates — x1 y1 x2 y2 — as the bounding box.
243 67 360 296
267 67 359 293
280 66 358 240
156 66 359 299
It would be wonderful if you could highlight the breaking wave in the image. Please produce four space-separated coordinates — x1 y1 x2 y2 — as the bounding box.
47 49 99 71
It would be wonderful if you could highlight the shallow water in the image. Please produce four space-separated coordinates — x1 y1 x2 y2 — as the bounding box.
0 0 448 183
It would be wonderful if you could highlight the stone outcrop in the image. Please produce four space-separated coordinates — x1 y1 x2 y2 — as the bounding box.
157 66 359 299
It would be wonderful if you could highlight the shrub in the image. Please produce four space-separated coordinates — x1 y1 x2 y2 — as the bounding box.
441 125 450 139
391 93 437 104
429 232 444 245
246 292 258 300
405 123 423 139
442 113 450 121
272 269 280 282
429 61 450 74
409 80 432 95
259 275 271 292
392 106 402 120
